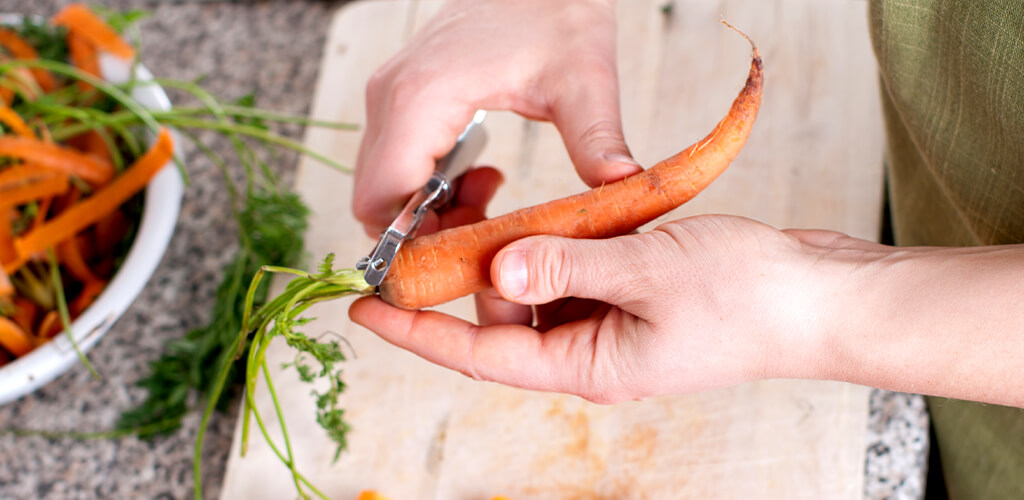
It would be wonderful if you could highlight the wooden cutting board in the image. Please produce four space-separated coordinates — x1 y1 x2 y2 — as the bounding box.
220 0 883 498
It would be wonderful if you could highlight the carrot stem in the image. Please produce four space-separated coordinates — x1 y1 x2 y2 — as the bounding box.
47 249 100 380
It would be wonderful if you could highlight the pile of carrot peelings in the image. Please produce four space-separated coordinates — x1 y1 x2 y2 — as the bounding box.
0 5 175 373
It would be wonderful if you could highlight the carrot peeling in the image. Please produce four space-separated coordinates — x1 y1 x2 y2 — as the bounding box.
0 170 70 207
0 105 36 138
0 28 58 93
0 266 12 297
14 128 174 258
0 136 114 185
379 31 764 310
0 315 34 357
52 4 136 60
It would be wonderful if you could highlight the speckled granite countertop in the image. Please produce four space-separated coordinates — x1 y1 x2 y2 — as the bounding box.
0 1 927 498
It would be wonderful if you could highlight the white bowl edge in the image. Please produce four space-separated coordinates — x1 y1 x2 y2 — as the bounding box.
0 41 185 405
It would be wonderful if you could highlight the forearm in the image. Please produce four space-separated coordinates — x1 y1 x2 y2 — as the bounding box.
817 244 1024 406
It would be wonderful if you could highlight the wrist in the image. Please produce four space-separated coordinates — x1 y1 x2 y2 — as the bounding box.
764 235 894 383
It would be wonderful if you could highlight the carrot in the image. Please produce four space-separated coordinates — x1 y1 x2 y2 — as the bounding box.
52 4 136 60
355 492 391 500
92 207 129 259
14 128 174 258
0 206 17 268
37 310 61 339
65 32 101 93
70 278 106 316
32 196 54 229
0 315 34 356
9 297 37 333
378 35 763 310
0 171 70 207
57 237 100 284
0 265 12 297
0 136 114 185
0 106 35 138
0 28 58 92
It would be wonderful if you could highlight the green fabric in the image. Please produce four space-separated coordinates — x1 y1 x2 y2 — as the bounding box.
869 1 1024 498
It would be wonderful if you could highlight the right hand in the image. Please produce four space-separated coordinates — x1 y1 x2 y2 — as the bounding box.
353 0 642 236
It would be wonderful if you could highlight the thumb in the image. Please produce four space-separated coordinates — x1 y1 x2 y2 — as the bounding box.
491 235 639 306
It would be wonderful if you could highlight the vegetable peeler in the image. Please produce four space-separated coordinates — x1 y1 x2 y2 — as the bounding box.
357 110 488 287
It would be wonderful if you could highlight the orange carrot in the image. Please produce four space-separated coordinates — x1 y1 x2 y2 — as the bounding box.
92 207 129 259
0 171 70 207
14 128 174 257
31 196 54 229
355 492 391 500
0 265 12 297
0 106 35 138
379 39 763 310
66 32 101 93
9 297 37 333
0 315 34 356
0 206 17 268
52 4 135 60
57 236 100 284
70 278 106 317
36 310 61 339
0 28 58 92
0 136 114 185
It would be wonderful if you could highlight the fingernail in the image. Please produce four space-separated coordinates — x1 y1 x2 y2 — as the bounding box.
603 152 641 166
500 250 529 299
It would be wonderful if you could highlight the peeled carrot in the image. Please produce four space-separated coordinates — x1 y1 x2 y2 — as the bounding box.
52 4 135 60
379 37 763 310
0 106 35 138
0 136 114 185
0 28 58 92
0 316 34 356
14 128 174 258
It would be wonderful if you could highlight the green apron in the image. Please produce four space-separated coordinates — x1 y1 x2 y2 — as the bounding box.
869 1 1024 497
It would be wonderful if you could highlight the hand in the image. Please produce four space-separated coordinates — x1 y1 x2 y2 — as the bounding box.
350 215 859 403
353 0 641 236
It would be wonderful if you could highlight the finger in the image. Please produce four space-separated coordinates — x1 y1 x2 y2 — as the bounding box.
548 59 642 187
490 234 649 309
420 166 505 235
348 295 623 399
535 298 609 332
353 96 476 235
474 288 533 327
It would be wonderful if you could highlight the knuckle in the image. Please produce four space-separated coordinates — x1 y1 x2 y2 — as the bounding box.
529 238 575 300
